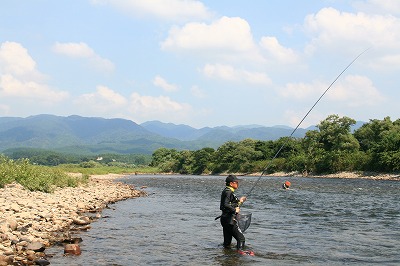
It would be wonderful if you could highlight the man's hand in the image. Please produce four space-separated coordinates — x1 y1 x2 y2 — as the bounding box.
239 196 247 203
235 207 240 213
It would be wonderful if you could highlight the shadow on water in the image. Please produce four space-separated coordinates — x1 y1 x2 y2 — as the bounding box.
47 175 400 266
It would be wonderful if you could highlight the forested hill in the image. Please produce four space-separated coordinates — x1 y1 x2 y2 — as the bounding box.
0 114 361 155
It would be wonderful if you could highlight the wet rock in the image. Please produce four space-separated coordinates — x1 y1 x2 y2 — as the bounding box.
34 259 50 266
63 237 82 244
64 243 81 255
72 216 90 225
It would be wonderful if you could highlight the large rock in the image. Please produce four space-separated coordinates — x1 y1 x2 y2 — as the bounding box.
64 244 81 255
27 241 45 252
73 216 90 225
8 219 18 231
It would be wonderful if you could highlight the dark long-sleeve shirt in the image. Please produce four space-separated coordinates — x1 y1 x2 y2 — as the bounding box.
220 186 239 225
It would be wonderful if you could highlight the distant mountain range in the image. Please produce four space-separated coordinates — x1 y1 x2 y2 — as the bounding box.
0 114 364 155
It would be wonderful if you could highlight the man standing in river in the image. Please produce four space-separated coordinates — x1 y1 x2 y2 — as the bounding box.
219 175 248 253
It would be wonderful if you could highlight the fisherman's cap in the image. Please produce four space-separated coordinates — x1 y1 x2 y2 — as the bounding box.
225 174 240 183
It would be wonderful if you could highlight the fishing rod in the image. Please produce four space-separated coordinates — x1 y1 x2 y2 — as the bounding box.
244 48 370 199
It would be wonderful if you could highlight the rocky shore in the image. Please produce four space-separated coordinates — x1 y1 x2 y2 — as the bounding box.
251 171 400 181
0 174 146 266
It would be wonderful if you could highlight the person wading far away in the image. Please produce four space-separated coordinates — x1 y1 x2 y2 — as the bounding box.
219 174 247 251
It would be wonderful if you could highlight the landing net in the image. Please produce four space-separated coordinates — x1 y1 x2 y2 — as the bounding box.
237 211 252 233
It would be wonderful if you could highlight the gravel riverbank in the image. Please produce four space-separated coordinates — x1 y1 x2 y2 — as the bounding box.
249 171 400 181
0 174 146 266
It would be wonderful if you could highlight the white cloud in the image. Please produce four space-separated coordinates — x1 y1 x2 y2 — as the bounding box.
153 75 178 92
129 92 191 121
368 54 400 69
74 85 127 112
259 36 299 64
0 42 69 103
0 42 44 80
201 63 271 86
303 7 400 54
161 16 263 62
280 80 326 100
0 74 69 102
280 75 385 107
328 75 385 107
90 0 212 22
53 42 115 73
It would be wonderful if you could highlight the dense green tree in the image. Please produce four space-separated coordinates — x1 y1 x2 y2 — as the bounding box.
191 147 215 174
302 115 359 174
354 117 400 171
150 148 180 172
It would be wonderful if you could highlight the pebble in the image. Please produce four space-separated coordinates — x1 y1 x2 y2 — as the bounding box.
0 176 147 265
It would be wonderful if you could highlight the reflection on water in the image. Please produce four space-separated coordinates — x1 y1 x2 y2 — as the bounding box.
48 175 400 265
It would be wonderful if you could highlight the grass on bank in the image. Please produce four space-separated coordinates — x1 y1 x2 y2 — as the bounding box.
0 155 89 193
0 156 159 193
55 161 159 175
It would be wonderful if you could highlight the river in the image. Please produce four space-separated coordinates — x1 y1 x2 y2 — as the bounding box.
47 175 400 265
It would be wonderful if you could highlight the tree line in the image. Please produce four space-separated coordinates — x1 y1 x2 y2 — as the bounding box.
4 148 152 167
150 115 400 175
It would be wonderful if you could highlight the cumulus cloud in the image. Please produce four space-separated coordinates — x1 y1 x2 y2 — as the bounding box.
129 92 191 121
161 16 263 62
304 7 400 54
74 85 127 112
53 42 115 73
153 75 178 92
328 75 385 107
0 41 47 82
0 42 69 103
0 74 68 101
280 75 385 107
201 63 271 86
90 0 212 22
259 36 299 64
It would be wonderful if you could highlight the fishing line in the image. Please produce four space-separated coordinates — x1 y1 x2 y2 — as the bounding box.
244 48 370 199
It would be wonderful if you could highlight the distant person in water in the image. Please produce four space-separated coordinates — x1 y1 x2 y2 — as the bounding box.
219 175 247 251
282 180 291 189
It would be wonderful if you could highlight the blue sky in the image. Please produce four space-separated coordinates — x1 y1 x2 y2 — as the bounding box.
0 0 399 128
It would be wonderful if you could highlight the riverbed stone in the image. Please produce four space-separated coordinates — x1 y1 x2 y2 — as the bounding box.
64 244 81 255
8 219 18 231
26 242 45 252
34 259 50 266
0 174 147 264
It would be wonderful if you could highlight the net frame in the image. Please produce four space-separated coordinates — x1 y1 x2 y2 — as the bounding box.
236 211 252 232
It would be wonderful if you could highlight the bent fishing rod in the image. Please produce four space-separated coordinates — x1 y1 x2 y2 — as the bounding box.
243 48 370 200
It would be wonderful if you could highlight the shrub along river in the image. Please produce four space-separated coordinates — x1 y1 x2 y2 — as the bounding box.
48 175 399 265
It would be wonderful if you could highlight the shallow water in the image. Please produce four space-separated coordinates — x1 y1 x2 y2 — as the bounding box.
48 175 400 265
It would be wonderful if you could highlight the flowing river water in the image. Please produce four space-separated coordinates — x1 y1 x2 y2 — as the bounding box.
48 175 400 265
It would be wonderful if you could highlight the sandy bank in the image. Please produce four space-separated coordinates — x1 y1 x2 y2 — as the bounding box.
0 174 146 265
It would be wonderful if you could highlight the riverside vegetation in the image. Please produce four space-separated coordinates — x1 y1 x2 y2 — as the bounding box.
2 114 399 177
149 115 400 175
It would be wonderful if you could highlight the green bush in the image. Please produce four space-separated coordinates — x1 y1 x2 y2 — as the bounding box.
0 155 88 192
